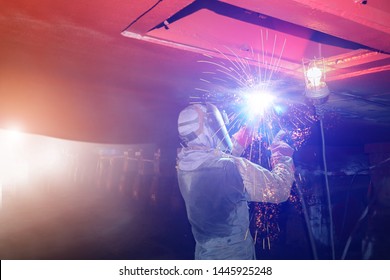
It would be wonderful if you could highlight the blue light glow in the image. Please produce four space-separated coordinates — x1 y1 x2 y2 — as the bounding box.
244 90 275 118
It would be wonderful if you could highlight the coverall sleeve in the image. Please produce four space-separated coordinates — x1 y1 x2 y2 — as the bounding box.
233 140 295 204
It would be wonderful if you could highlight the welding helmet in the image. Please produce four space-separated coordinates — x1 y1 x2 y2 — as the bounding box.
178 103 232 152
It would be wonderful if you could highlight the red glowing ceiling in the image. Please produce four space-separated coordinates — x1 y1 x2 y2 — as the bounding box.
0 0 389 143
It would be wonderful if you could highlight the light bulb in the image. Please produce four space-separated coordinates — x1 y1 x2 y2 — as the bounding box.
306 66 322 87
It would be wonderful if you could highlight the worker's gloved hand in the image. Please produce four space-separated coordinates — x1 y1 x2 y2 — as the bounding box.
270 130 294 158
232 125 255 149
231 125 255 156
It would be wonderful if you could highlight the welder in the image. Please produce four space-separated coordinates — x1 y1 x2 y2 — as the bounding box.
177 102 295 259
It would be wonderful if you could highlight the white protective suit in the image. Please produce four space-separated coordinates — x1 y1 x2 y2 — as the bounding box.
176 103 294 259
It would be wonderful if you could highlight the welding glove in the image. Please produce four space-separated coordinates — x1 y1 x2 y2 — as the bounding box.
231 125 255 156
270 130 294 167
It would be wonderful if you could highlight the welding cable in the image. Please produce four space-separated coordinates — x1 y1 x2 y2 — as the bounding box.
368 156 390 170
121 0 164 33
341 194 371 260
319 118 336 260
341 156 390 259
339 169 369 241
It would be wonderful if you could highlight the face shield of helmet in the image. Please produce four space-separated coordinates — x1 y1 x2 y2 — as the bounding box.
204 103 233 152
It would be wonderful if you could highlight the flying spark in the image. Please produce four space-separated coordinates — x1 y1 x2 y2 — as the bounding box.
191 29 318 250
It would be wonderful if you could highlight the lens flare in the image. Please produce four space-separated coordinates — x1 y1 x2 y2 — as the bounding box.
3 127 24 146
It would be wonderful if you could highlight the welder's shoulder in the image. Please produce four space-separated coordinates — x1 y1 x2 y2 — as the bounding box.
215 156 237 170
